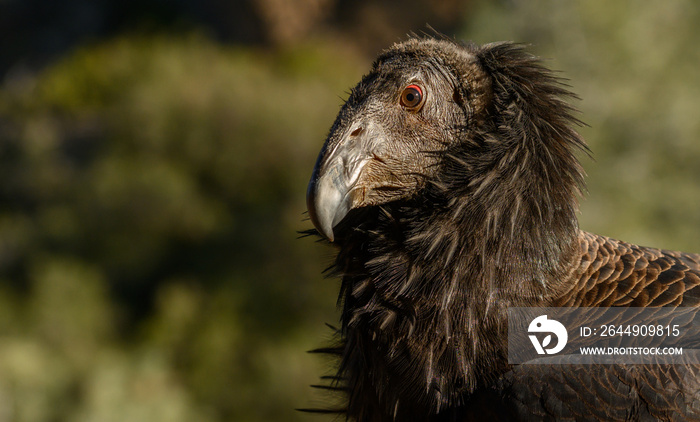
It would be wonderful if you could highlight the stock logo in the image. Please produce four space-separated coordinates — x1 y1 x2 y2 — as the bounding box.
528 315 568 355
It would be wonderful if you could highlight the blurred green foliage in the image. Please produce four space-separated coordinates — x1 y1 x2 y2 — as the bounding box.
0 33 364 421
0 1 699 421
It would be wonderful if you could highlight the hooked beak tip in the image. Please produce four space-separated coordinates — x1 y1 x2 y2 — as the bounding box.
306 161 357 242
306 182 336 242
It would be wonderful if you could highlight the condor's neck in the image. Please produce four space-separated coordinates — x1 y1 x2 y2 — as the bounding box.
333 191 583 416
336 189 582 315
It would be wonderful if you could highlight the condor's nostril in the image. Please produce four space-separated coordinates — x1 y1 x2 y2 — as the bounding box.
350 127 364 137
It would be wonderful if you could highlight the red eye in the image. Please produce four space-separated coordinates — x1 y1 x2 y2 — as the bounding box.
400 84 424 110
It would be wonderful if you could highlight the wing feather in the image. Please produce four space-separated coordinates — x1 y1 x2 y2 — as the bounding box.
554 232 700 308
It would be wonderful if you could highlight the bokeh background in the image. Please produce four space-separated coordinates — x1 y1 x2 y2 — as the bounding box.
1 0 699 421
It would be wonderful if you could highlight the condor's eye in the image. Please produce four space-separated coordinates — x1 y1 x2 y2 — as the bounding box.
400 84 424 110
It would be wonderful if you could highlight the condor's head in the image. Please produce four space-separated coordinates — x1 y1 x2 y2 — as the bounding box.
307 38 586 247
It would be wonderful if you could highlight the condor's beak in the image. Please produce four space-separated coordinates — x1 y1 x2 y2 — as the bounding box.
306 124 377 241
